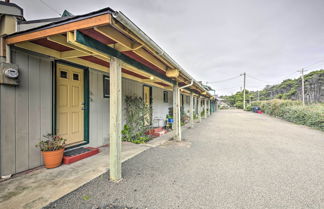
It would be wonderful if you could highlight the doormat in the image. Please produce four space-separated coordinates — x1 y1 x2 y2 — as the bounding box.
63 147 99 164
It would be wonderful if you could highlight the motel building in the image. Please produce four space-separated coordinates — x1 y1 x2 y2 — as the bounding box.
0 1 216 181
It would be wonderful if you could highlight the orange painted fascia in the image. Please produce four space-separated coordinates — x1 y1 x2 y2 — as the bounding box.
5 14 112 45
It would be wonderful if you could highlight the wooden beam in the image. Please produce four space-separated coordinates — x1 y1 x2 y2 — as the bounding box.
109 57 122 182
94 26 168 71
122 62 173 87
111 21 174 68
204 99 207 119
73 30 175 84
47 35 74 48
6 14 112 45
65 57 108 72
94 26 141 50
15 41 60 58
67 31 110 59
61 50 88 58
190 92 194 128
133 47 167 71
198 97 202 123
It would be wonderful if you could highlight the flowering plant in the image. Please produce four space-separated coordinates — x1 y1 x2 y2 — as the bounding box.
36 134 66 151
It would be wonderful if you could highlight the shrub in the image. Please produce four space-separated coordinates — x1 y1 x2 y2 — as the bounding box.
250 99 324 131
122 96 152 143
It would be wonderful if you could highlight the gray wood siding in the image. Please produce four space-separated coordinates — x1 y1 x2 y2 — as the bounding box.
89 69 109 147
0 54 173 175
0 50 52 176
152 87 172 127
89 70 143 147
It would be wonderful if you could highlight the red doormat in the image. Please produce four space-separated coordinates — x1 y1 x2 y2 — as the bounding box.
63 147 99 164
145 127 168 137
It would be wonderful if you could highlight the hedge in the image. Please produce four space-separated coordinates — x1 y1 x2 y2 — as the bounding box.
249 99 324 131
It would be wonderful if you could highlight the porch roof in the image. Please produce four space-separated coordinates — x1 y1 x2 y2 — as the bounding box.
5 7 213 97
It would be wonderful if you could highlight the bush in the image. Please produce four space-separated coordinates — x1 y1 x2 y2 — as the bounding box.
246 105 252 111
250 99 324 131
122 96 152 144
234 101 243 109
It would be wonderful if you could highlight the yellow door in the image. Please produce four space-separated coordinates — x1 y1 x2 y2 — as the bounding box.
56 64 84 145
143 86 151 126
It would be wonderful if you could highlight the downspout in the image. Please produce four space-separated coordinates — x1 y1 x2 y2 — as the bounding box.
112 12 209 95
177 80 193 141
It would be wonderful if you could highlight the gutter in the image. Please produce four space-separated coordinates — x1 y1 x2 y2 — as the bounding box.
177 79 193 140
112 11 211 97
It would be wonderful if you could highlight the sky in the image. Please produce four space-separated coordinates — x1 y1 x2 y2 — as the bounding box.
11 0 324 95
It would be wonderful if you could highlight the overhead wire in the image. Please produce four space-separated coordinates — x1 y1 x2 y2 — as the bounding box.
207 75 241 84
38 0 62 16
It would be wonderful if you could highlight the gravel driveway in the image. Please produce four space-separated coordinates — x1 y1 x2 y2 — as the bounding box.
44 110 324 209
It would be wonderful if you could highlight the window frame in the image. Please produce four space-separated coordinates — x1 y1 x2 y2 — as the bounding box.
103 75 110 98
163 91 168 103
186 95 190 104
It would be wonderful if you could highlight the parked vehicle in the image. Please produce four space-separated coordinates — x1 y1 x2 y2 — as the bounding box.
252 106 263 114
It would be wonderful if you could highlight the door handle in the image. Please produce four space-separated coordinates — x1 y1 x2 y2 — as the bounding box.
81 102 86 110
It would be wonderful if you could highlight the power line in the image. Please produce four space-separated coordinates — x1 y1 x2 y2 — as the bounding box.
207 75 241 84
38 0 61 16
302 59 324 69
246 75 269 83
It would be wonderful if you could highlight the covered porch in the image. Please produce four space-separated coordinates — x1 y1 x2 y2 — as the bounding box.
2 7 214 181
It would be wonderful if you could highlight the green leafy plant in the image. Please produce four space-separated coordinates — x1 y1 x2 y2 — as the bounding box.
35 134 66 152
180 107 189 124
121 96 152 143
249 99 324 131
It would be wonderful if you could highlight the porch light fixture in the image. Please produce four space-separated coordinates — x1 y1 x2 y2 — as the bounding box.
150 76 154 80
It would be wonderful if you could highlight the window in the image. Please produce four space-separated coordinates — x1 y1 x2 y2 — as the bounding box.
186 95 190 104
181 94 184 107
163 91 168 103
103 75 110 98
73 73 79 81
60 71 67 79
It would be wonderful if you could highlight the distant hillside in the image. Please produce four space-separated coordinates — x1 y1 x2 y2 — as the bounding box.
221 70 324 108
254 69 324 103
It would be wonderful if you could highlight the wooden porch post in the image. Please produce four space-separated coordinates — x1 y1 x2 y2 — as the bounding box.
190 92 194 128
204 99 207 119
109 57 122 182
173 82 180 141
208 99 211 116
198 96 202 123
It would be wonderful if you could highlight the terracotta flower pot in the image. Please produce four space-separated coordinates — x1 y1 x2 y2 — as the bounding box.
41 149 64 168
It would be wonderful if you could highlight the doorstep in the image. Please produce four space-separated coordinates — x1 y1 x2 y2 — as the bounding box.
63 147 100 164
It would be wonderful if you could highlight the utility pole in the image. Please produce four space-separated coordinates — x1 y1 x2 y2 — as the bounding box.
298 68 306 106
240 72 246 109
301 68 305 106
257 90 260 101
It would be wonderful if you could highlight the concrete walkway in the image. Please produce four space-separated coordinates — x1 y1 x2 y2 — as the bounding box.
43 110 324 209
0 128 183 209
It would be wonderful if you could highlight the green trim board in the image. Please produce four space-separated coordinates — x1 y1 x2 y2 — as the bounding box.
53 60 90 149
75 30 175 85
83 67 90 143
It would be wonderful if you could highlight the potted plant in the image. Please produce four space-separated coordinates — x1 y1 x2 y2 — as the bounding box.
36 134 66 168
